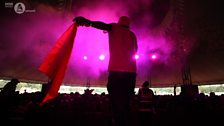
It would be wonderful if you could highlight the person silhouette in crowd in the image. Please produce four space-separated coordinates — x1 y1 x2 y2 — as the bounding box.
137 81 155 126
1 78 20 97
0 79 19 125
73 16 138 126
174 84 177 96
137 81 155 110
138 81 154 101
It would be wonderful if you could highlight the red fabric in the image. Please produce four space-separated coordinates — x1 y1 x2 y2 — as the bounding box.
39 22 77 105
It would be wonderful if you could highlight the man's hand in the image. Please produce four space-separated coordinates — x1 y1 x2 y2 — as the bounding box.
73 16 91 27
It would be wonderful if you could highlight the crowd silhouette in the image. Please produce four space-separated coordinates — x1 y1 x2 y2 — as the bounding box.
1 79 224 126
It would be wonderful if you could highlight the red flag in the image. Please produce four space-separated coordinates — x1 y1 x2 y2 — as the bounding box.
39 22 78 106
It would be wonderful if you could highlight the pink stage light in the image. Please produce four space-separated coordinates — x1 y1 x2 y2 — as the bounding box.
151 54 157 60
99 54 105 60
134 54 139 60
83 56 88 60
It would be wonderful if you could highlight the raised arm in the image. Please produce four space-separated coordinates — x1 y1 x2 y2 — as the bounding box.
73 16 112 31
91 21 112 31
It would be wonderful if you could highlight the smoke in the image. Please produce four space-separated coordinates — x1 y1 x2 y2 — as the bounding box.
67 0 175 84
0 0 186 86
0 1 69 77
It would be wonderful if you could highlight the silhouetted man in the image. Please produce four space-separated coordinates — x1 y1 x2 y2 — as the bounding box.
137 81 155 126
1 78 20 97
73 16 138 126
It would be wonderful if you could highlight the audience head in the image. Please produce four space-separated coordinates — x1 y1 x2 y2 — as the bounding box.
11 78 20 84
142 81 150 88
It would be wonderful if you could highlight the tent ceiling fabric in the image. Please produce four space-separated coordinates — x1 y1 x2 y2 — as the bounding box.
0 0 223 87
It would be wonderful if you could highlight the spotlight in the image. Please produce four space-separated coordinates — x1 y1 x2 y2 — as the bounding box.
99 54 105 60
83 56 88 60
151 54 157 60
134 54 139 60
